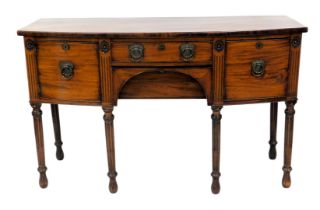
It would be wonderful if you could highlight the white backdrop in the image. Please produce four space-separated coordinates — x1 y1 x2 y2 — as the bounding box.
0 0 318 209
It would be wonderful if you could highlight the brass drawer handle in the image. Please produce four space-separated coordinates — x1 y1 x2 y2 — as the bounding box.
251 60 266 77
180 43 195 60
129 44 144 62
60 61 74 80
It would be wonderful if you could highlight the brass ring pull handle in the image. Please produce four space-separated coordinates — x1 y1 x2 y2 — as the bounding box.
251 60 266 77
180 43 195 60
129 44 144 62
60 61 74 80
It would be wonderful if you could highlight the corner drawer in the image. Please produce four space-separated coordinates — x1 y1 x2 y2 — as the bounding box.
37 41 100 102
111 41 212 64
225 39 290 101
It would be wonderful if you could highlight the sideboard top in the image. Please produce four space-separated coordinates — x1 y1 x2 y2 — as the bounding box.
17 16 307 38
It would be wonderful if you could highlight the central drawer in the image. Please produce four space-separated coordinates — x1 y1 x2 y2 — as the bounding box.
111 41 212 64
113 67 212 103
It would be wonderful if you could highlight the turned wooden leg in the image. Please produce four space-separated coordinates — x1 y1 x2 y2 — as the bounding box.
103 107 118 193
211 105 222 194
269 102 278 160
31 103 48 188
51 104 64 160
282 100 296 188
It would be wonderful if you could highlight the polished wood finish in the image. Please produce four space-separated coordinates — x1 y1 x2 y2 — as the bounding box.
31 103 48 188
17 16 307 38
225 39 289 102
287 34 302 100
98 39 117 190
269 102 278 160
113 67 212 103
103 107 118 193
212 39 225 106
112 41 212 64
24 38 39 100
18 17 307 194
119 71 205 99
37 40 100 103
98 39 112 108
211 105 222 194
51 104 64 160
282 100 296 187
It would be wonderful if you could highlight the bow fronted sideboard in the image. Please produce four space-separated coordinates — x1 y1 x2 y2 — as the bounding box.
17 16 307 194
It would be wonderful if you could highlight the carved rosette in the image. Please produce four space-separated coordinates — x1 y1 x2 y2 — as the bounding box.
214 40 225 52
291 37 301 48
25 39 36 51
100 41 110 53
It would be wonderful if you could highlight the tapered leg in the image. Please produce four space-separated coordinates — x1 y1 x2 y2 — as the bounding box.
211 105 222 194
103 107 118 193
51 104 64 160
282 100 296 188
269 102 278 159
31 103 48 188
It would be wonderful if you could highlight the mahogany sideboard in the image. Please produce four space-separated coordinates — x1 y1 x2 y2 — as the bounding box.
17 16 307 194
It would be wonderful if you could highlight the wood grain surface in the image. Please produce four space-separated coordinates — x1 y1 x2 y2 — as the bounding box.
224 38 289 101
17 16 307 38
112 41 212 63
113 67 211 103
18 16 307 194
37 41 100 102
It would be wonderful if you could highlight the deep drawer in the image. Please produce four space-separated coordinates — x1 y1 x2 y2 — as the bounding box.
37 41 100 102
224 39 290 101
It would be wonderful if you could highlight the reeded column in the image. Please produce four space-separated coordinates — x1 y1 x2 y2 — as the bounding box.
103 107 118 193
282 100 296 188
211 105 222 194
31 103 48 188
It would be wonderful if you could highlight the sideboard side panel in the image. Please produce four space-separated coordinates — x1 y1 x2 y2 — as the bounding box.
287 34 302 100
99 40 113 107
212 39 226 106
24 37 40 100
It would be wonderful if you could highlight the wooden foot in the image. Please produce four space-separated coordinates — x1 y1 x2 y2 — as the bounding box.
108 172 118 193
31 103 48 188
282 100 296 188
282 166 292 188
51 104 64 160
211 170 221 194
38 166 48 188
103 107 118 193
269 102 278 160
211 105 222 194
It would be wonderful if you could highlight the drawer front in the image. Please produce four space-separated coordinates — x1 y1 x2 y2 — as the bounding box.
225 39 290 101
111 41 212 64
37 41 100 102
113 67 212 103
